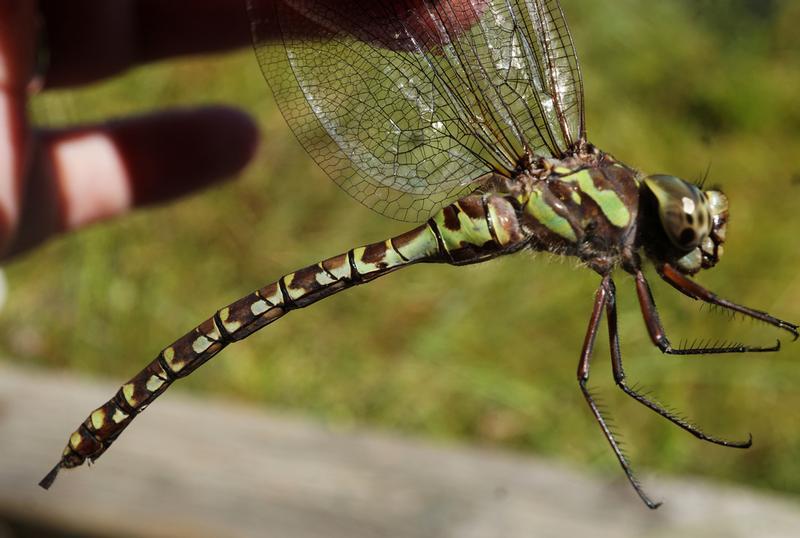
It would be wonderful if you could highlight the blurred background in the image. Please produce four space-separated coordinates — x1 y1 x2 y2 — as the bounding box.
2 0 800 535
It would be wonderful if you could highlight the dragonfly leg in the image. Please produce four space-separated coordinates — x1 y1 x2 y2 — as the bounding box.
638 270 785 353
658 263 798 342
577 275 661 509
608 276 751 448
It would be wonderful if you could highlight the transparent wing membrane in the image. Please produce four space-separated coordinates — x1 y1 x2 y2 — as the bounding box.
248 0 584 221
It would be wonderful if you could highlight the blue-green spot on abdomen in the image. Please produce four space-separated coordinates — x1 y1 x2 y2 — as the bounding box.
568 170 631 228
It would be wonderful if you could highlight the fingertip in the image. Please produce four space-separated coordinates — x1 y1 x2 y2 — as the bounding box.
3 106 260 259
104 105 260 206
186 105 260 181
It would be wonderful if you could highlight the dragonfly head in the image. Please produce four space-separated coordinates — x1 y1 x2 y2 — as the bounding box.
641 175 728 275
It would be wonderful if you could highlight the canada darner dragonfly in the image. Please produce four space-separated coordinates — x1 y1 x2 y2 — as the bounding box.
41 0 797 508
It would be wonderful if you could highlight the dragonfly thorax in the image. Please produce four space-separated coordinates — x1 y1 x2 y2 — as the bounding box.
639 175 728 275
513 153 641 274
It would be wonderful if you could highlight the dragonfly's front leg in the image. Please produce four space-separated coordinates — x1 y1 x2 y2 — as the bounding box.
608 275 751 448
637 270 784 354
577 275 660 509
657 263 798 341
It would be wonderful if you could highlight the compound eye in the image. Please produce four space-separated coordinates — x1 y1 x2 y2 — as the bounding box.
678 227 697 246
644 175 711 251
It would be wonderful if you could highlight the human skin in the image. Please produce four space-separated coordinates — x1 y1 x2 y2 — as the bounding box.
0 0 257 259
0 0 480 260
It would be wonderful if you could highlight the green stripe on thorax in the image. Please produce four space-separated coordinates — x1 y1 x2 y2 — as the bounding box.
563 169 631 228
523 188 577 242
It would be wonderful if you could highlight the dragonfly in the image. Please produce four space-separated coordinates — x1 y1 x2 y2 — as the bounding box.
40 0 797 508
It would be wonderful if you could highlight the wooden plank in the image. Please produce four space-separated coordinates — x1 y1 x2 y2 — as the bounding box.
1 362 799 537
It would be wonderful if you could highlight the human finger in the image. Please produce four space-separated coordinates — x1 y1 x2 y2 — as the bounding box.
249 0 487 52
41 0 487 88
40 0 252 88
4 105 259 259
0 0 38 252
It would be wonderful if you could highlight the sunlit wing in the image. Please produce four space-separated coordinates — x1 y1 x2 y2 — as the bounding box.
248 0 585 221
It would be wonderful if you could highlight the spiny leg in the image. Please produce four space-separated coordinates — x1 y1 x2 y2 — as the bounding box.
636 270 781 354
658 263 798 341
577 275 661 509
608 276 751 448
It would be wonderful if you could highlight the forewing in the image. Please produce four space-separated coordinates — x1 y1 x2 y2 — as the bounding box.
248 0 584 221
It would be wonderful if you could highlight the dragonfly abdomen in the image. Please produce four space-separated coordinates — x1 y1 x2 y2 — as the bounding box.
41 192 528 488
429 194 527 264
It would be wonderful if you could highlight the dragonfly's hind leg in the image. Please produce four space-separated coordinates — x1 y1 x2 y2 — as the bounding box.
608 275 751 448
577 276 661 509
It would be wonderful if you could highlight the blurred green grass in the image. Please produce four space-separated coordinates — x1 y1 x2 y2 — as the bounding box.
7 0 800 497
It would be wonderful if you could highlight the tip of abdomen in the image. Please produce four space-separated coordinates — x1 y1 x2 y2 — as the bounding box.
38 461 63 489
